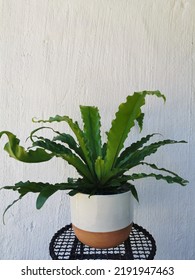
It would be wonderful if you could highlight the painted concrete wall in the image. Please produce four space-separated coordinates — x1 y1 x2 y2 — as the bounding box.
0 0 194 259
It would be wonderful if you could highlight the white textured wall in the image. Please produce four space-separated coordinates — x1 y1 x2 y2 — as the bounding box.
0 0 194 259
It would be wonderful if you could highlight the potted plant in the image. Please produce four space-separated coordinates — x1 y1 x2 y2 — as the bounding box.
0 91 188 248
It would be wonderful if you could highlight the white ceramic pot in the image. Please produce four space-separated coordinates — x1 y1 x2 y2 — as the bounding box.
70 190 133 248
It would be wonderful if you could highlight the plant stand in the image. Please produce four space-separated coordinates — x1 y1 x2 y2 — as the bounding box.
49 223 156 260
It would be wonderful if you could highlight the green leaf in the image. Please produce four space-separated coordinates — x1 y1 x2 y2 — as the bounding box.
30 126 86 162
0 131 53 163
130 172 188 186
136 113 144 132
29 126 56 142
139 162 189 186
53 133 78 149
14 180 45 194
139 162 184 177
80 106 102 161
101 166 125 184
128 184 139 202
1 180 46 223
105 175 132 187
95 156 105 180
103 91 165 176
68 189 80 196
33 138 72 154
2 195 24 225
33 115 95 177
32 138 93 181
1 181 80 213
53 133 84 160
116 134 158 167
121 139 187 169
102 139 188 185
101 143 107 159
36 188 58 209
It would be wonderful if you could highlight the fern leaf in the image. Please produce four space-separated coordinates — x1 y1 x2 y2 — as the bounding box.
95 156 105 180
0 131 53 163
53 133 84 159
103 91 165 176
128 184 139 202
32 138 93 181
130 172 188 186
80 106 102 161
121 139 187 169
136 112 144 132
1 181 80 212
116 134 158 167
2 195 24 224
33 115 95 177
139 162 185 177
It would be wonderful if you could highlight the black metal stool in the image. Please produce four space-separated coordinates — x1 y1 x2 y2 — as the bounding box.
49 223 156 260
